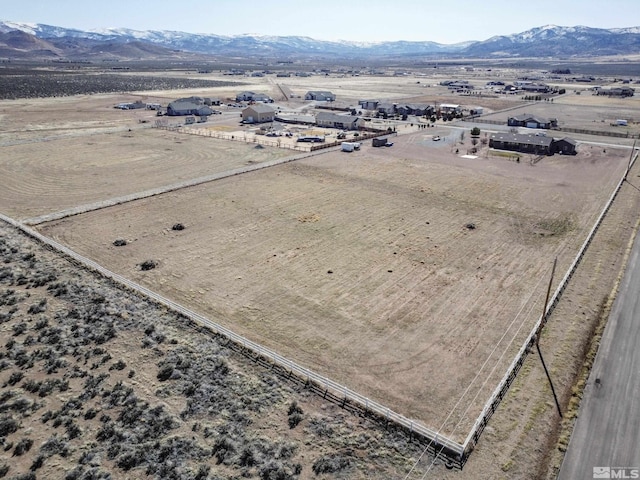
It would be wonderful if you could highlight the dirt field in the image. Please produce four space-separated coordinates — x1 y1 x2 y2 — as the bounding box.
0 126 291 220
36 129 629 443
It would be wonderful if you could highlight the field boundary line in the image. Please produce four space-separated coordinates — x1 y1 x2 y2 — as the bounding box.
0 213 467 465
22 148 337 226
462 147 639 457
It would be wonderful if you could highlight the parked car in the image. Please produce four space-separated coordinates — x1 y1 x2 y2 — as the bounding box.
433 136 441 141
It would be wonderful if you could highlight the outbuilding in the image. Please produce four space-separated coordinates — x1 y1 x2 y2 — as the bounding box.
242 104 276 123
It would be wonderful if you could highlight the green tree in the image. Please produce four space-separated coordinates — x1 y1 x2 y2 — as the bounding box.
471 127 481 137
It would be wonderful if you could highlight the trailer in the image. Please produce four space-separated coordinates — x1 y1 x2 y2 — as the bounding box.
341 142 361 152
372 138 388 147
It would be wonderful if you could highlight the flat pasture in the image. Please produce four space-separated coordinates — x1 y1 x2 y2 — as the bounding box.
37 132 629 442
0 127 291 220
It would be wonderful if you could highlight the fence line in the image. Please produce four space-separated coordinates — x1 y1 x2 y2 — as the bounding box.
156 125 391 152
0 213 466 465
462 148 639 456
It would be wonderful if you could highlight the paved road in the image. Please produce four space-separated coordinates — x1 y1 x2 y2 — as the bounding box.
558 225 640 479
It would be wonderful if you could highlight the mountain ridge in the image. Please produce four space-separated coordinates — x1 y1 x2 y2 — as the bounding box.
0 20 639 60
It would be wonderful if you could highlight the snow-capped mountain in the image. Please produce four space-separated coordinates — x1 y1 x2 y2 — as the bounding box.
0 20 638 60
464 24 640 57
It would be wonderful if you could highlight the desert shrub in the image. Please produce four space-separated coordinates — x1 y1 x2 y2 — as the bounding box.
27 299 47 314
40 434 69 458
30 455 45 471
212 436 236 465
288 412 303 429
10 473 35 480
139 260 158 271
0 464 8 477
307 416 334 437
157 364 174 382
84 408 98 420
34 317 49 330
12 438 33 456
47 282 68 297
112 239 127 247
171 223 185 231
7 371 24 386
0 415 18 436
194 464 210 480
22 379 41 393
66 420 82 439
12 322 27 336
311 454 351 475
259 461 294 480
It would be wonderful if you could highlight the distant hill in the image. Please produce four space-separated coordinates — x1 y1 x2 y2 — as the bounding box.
0 20 639 60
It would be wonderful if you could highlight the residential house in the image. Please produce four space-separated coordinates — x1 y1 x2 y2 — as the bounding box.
236 91 273 102
552 137 577 155
507 114 557 129
167 100 213 116
520 83 551 93
315 112 365 130
359 99 379 110
489 133 554 155
597 87 634 97
305 91 336 101
377 103 396 116
396 104 434 117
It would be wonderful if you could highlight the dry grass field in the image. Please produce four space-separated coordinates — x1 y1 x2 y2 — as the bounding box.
37 129 629 443
2 67 640 479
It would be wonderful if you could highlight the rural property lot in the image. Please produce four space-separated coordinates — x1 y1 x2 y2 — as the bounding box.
0 126 291 220
37 131 630 443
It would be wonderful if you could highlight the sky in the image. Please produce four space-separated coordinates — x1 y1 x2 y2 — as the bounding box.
1 0 639 44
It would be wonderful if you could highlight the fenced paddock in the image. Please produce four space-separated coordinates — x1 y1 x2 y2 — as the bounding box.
35 136 631 463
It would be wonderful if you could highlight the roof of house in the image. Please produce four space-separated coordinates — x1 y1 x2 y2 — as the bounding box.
316 112 361 123
556 137 577 146
243 104 275 114
490 133 553 147
307 90 335 97
509 114 551 124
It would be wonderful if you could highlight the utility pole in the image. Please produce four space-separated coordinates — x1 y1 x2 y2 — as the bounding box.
537 257 563 418
625 139 637 181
